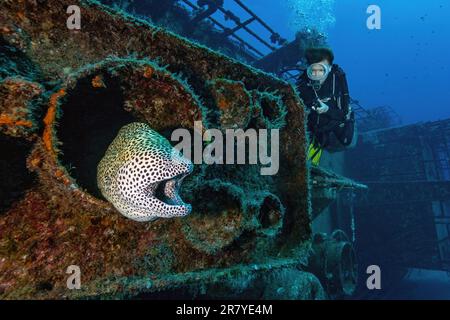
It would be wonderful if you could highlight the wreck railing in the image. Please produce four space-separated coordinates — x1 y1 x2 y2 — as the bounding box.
179 0 287 57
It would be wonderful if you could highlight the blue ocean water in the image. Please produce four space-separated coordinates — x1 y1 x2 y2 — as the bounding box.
235 0 450 125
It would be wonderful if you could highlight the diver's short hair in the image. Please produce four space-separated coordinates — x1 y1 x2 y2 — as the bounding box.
305 47 335 65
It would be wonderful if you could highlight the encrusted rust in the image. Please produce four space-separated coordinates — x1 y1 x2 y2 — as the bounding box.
43 89 66 155
208 79 253 130
0 77 42 139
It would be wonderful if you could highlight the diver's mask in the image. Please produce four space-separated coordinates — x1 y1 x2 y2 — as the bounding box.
307 62 331 91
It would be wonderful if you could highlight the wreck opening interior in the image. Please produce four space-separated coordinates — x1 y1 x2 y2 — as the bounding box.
0 134 36 213
57 74 135 199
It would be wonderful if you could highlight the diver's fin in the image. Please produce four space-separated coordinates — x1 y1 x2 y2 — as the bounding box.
308 142 323 166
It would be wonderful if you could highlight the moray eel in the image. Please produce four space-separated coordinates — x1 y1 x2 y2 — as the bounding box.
97 122 193 222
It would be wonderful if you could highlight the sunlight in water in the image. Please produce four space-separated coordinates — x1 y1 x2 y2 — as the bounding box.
284 0 336 34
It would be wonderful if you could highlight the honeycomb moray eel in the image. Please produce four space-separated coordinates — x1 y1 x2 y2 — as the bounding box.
97 122 193 222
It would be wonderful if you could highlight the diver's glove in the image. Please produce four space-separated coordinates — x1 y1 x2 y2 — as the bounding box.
313 99 329 114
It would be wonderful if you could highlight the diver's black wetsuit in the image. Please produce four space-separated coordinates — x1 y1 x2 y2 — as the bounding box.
297 64 354 149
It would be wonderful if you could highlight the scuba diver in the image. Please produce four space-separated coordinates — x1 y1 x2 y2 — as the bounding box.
297 47 355 165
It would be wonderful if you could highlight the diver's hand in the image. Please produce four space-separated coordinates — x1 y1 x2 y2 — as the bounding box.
315 100 329 114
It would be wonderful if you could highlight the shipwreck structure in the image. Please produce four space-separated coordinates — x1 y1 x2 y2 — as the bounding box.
0 0 364 299
344 119 450 296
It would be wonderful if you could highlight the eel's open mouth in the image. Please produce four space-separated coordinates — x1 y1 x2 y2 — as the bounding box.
150 170 191 210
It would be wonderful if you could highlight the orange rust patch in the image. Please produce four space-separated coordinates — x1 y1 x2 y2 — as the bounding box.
54 169 71 185
43 89 66 154
217 97 229 110
143 66 154 79
0 114 33 127
0 26 12 34
29 157 41 168
16 11 25 21
91 75 105 88
14 120 33 127
54 169 64 178
63 178 71 186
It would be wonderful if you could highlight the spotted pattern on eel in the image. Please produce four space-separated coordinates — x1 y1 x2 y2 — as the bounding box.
97 122 193 222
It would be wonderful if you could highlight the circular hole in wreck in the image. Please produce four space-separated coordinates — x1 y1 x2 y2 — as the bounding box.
193 185 241 216
260 95 282 121
339 242 358 295
261 97 277 121
57 73 135 198
182 182 246 254
257 94 286 129
258 194 284 231
0 134 36 213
